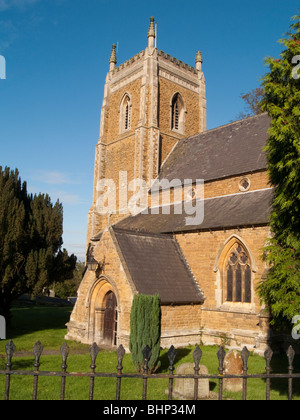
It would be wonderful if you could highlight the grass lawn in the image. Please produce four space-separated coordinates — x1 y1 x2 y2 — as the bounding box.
0 302 300 400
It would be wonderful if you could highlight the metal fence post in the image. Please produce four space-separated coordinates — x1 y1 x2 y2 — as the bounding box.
4 340 15 401
193 346 202 400
241 347 250 401
217 346 225 401
116 344 125 400
89 343 100 401
264 346 273 401
142 345 152 401
287 346 295 401
167 345 177 400
60 342 70 400
32 341 43 400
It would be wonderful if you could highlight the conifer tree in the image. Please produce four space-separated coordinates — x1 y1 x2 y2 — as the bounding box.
0 167 29 318
0 167 76 318
25 193 76 296
258 14 300 331
129 294 161 372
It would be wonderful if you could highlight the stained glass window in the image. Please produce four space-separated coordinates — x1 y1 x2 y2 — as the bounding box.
225 243 251 303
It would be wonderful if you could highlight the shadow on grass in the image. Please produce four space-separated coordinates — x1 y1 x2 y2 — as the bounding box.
157 347 193 373
267 351 300 399
6 304 73 341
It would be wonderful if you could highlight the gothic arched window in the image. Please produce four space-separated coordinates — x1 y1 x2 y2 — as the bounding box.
225 243 252 303
120 93 132 133
171 93 185 133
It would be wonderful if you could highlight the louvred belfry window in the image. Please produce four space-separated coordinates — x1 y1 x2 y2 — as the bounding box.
171 93 185 133
120 93 132 133
173 101 179 130
225 244 251 303
125 100 130 130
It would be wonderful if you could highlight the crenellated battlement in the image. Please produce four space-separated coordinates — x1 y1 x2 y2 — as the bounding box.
110 48 199 76
158 50 198 74
112 50 145 74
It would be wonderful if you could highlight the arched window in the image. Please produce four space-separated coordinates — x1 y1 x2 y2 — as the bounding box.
120 93 132 133
225 243 251 303
171 93 185 133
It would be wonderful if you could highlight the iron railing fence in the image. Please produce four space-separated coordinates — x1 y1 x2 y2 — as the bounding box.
0 340 299 401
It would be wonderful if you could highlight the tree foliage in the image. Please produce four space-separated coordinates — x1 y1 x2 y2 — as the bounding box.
55 261 85 299
0 167 77 318
238 87 265 119
258 14 300 330
129 294 161 373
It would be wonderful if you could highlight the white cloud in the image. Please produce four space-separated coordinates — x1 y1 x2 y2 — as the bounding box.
30 170 81 186
0 0 40 11
0 0 41 52
27 170 88 206
54 190 82 205
64 243 86 260
0 20 17 52
41 171 71 185
27 185 82 205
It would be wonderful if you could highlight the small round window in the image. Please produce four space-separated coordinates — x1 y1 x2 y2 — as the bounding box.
239 177 251 192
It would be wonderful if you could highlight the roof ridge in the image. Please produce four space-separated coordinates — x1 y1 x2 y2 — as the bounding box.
112 225 173 239
146 187 274 212
181 112 270 143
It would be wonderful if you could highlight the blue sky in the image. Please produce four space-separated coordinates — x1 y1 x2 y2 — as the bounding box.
0 0 299 260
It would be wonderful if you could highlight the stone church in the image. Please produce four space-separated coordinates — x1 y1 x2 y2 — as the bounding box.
66 17 273 355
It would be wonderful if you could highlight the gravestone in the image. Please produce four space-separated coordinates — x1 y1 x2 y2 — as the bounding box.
173 363 210 400
0 316 5 339
223 350 243 393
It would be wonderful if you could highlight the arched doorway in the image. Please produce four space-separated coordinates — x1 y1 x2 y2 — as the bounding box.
87 276 119 347
103 291 118 346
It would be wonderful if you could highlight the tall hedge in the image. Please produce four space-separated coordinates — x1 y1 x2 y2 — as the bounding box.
129 294 161 372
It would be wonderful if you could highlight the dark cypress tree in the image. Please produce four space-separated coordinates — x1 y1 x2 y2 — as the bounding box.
129 294 161 372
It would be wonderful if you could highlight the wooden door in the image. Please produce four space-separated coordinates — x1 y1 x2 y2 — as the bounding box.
103 292 117 345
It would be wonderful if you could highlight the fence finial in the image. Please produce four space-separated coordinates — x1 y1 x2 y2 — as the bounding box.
117 344 126 365
33 341 43 363
193 346 203 368
5 340 15 364
264 346 273 367
89 342 100 367
217 346 226 368
241 347 250 366
142 345 152 362
287 345 295 368
60 342 70 366
168 345 177 367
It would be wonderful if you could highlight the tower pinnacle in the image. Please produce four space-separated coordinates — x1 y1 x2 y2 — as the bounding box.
148 17 156 48
195 51 203 72
109 44 117 71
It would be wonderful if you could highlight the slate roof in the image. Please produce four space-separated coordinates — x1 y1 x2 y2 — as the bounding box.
153 113 271 189
112 228 205 304
115 188 273 234
91 114 273 305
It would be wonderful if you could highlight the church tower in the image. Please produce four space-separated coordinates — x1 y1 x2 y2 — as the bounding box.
87 17 207 242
